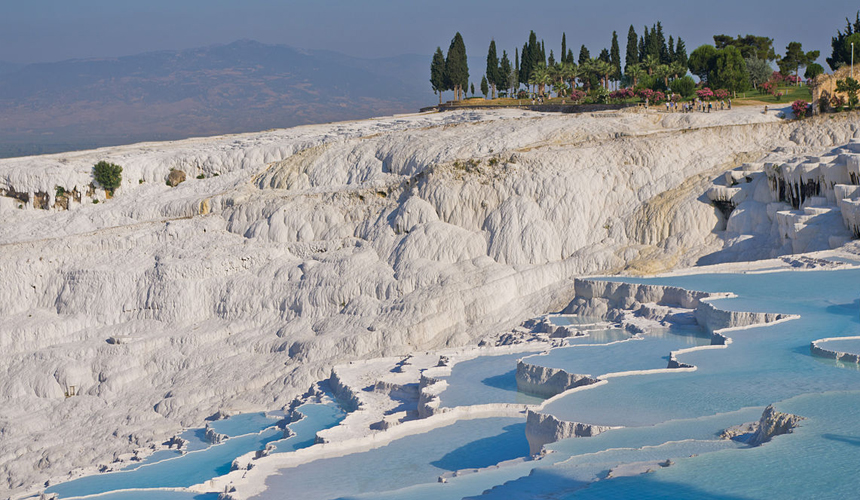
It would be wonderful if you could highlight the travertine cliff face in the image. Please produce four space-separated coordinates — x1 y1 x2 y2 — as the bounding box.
0 107 856 495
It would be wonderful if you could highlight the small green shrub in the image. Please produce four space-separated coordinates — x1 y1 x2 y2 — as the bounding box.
92 199 99 204
670 76 696 98
55 186 66 198
213 173 220 177
139 179 144 184
93 161 122 195
196 174 205 179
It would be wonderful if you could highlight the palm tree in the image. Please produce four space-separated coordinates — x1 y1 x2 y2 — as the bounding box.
626 63 645 87
547 64 563 97
670 61 687 80
530 65 550 97
578 59 594 90
643 54 660 76
654 64 671 88
590 58 612 89
558 62 577 97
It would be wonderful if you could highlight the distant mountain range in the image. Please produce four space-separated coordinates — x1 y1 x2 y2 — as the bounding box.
0 40 435 158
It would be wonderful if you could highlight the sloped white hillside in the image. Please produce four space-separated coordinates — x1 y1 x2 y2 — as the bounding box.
1 107 858 496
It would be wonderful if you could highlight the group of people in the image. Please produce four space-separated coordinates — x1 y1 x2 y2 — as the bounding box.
665 98 732 113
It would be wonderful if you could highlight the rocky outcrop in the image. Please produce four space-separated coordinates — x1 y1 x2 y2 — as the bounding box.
748 405 804 446
810 337 860 363
515 360 599 398
524 410 613 455
563 279 714 318
166 169 187 187
694 300 792 334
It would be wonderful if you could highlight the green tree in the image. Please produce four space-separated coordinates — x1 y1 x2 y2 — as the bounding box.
655 22 669 64
578 45 591 66
520 43 529 85
779 42 819 85
688 44 718 82
445 32 469 100
654 64 671 88
610 31 622 88
93 161 122 195
626 25 639 72
626 63 645 87
548 50 556 67
712 46 749 94
430 47 447 105
674 38 688 68
486 40 500 99
498 50 512 95
561 33 567 65
837 76 860 109
670 75 696 97
827 12 860 70
745 57 772 89
714 34 776 61
480 75 488 97
804 63 824 81
470 82 475 96
642 53 660 75
511 47 522 90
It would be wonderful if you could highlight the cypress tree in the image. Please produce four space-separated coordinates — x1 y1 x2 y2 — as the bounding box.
567 49 574 65
541 40 546 66
626 26 638 72
548 50 555 67
668 35 675 63
561 33 567 65
579 45 591 66
445 32 468 100
515 47 520 91
527 31 538 75
610 31 622 87
499 50 512 94
599 48 610 63
430 47 447 105
656 22 669 64
520 42 529 85
675 38 688 67
486 40 499 99
480 75 488 97
638 34 646 62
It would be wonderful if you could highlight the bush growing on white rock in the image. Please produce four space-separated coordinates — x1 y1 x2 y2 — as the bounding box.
2 107 860 495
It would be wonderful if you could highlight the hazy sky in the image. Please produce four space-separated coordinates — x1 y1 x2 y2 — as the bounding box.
3 0 858 70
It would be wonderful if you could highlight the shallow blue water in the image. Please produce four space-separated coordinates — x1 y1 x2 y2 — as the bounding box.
438 352 545 408
293 269 860 500
43 269 860 500
206 412 281 437
815 337 860 354
524 325 708 377
253 417 531 500
45 402 343 499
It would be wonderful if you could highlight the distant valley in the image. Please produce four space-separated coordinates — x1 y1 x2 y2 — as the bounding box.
0 40 434 158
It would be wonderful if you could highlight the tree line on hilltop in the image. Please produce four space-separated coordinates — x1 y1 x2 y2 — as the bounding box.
430 14 860 105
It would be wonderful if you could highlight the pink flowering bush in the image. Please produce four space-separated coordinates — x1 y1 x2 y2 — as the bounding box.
772 71 787 83
791 99 809 118
774 91 784 101
714 89 729 100
651 91 666 103
609 88 635 100
638 88 655 101
696 87 714 100
569 89 586 102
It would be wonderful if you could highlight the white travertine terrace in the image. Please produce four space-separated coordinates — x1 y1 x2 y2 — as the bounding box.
2 106 860 497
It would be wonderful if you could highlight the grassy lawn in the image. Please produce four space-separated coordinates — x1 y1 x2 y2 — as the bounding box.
732 85 812 105
440 85 812 109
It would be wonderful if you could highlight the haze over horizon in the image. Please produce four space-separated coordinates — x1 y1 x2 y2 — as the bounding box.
3 0 858 68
